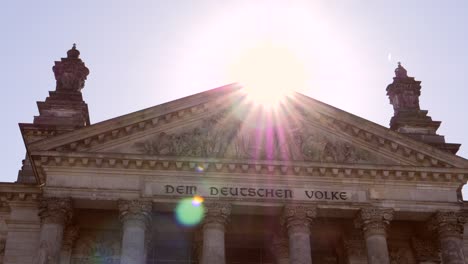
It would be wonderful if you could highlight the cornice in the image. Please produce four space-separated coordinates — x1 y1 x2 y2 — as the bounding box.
27 84 241 152
31 151 468 185
0 183 42 203
295 93 468 168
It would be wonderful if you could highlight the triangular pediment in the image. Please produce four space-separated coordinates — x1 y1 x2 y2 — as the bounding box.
27 84 468 169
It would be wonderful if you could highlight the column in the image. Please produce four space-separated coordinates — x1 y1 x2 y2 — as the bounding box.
355 208 393 264
429 211 466 264
118 200 152 264
35 197 73 264
282 204 317 264
271 231 290 264
60 225 79 264
201 202 231 264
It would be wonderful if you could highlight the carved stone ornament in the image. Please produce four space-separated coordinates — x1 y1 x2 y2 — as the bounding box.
62 225 80 252
281 204 317 234
52 44 90 93
203 202 231 229
118 200 152 229
38 197 73 225
411 237 440 263
355 208 394 238
428 211 467 238
132 114 384 164
72 230 121 264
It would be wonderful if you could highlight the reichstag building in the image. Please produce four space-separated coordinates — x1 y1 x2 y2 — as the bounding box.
1 45 468 264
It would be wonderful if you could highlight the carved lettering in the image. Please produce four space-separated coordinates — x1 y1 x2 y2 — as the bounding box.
158 184 352 202
210 187 219 196
165 185 197 195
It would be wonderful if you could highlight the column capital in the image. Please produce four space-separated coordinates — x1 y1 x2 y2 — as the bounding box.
38 197 73 225
428 211 467 239
203 202 231 228
355 207 394 238
118 200 152 229
281 204 317 234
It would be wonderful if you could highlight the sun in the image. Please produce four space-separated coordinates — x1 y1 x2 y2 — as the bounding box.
228 43 307 108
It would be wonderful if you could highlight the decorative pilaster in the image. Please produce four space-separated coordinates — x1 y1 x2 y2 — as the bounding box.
355 208 393 264
429 211 466 264
201 202 231 264
282 204 317 264
35 197 73 264
118 200 152 264
60 225 79 264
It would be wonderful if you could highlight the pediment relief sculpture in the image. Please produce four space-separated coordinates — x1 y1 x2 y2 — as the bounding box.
130 115 392 164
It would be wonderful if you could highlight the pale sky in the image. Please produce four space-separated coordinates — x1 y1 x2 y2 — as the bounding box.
1 1 468 194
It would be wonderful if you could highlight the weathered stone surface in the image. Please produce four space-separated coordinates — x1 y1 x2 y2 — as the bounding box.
119 200 152 264
35 197 73 264
429 211 467 264
282 204 317 264
386 62 460 154
3 47 468 264
201 202 231 264
355 208 394 264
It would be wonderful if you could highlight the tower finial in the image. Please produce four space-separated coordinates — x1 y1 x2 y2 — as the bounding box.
67 43 80 59
394 62 407 78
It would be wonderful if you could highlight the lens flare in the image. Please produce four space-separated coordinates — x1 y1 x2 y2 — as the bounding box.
195 165 205 173
175 197 205 226
228 42 306 108
192 195 204 206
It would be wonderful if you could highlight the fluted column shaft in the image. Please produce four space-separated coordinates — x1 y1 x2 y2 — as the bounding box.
119 200 152 264
35 197 73 264
356 208 393 264
201 202 231 264
430 211 466 264
282 204 317 264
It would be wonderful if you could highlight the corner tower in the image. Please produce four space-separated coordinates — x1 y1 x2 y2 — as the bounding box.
386 62 460 154
17 45 91 183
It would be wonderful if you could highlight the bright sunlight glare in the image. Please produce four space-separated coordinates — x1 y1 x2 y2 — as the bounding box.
229 43 307 108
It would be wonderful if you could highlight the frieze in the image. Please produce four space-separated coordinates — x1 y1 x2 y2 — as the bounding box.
145 182 364 203
132 115 386 164
32 153 468 186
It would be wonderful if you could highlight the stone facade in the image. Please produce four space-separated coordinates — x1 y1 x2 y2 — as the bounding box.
1 47 468 264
